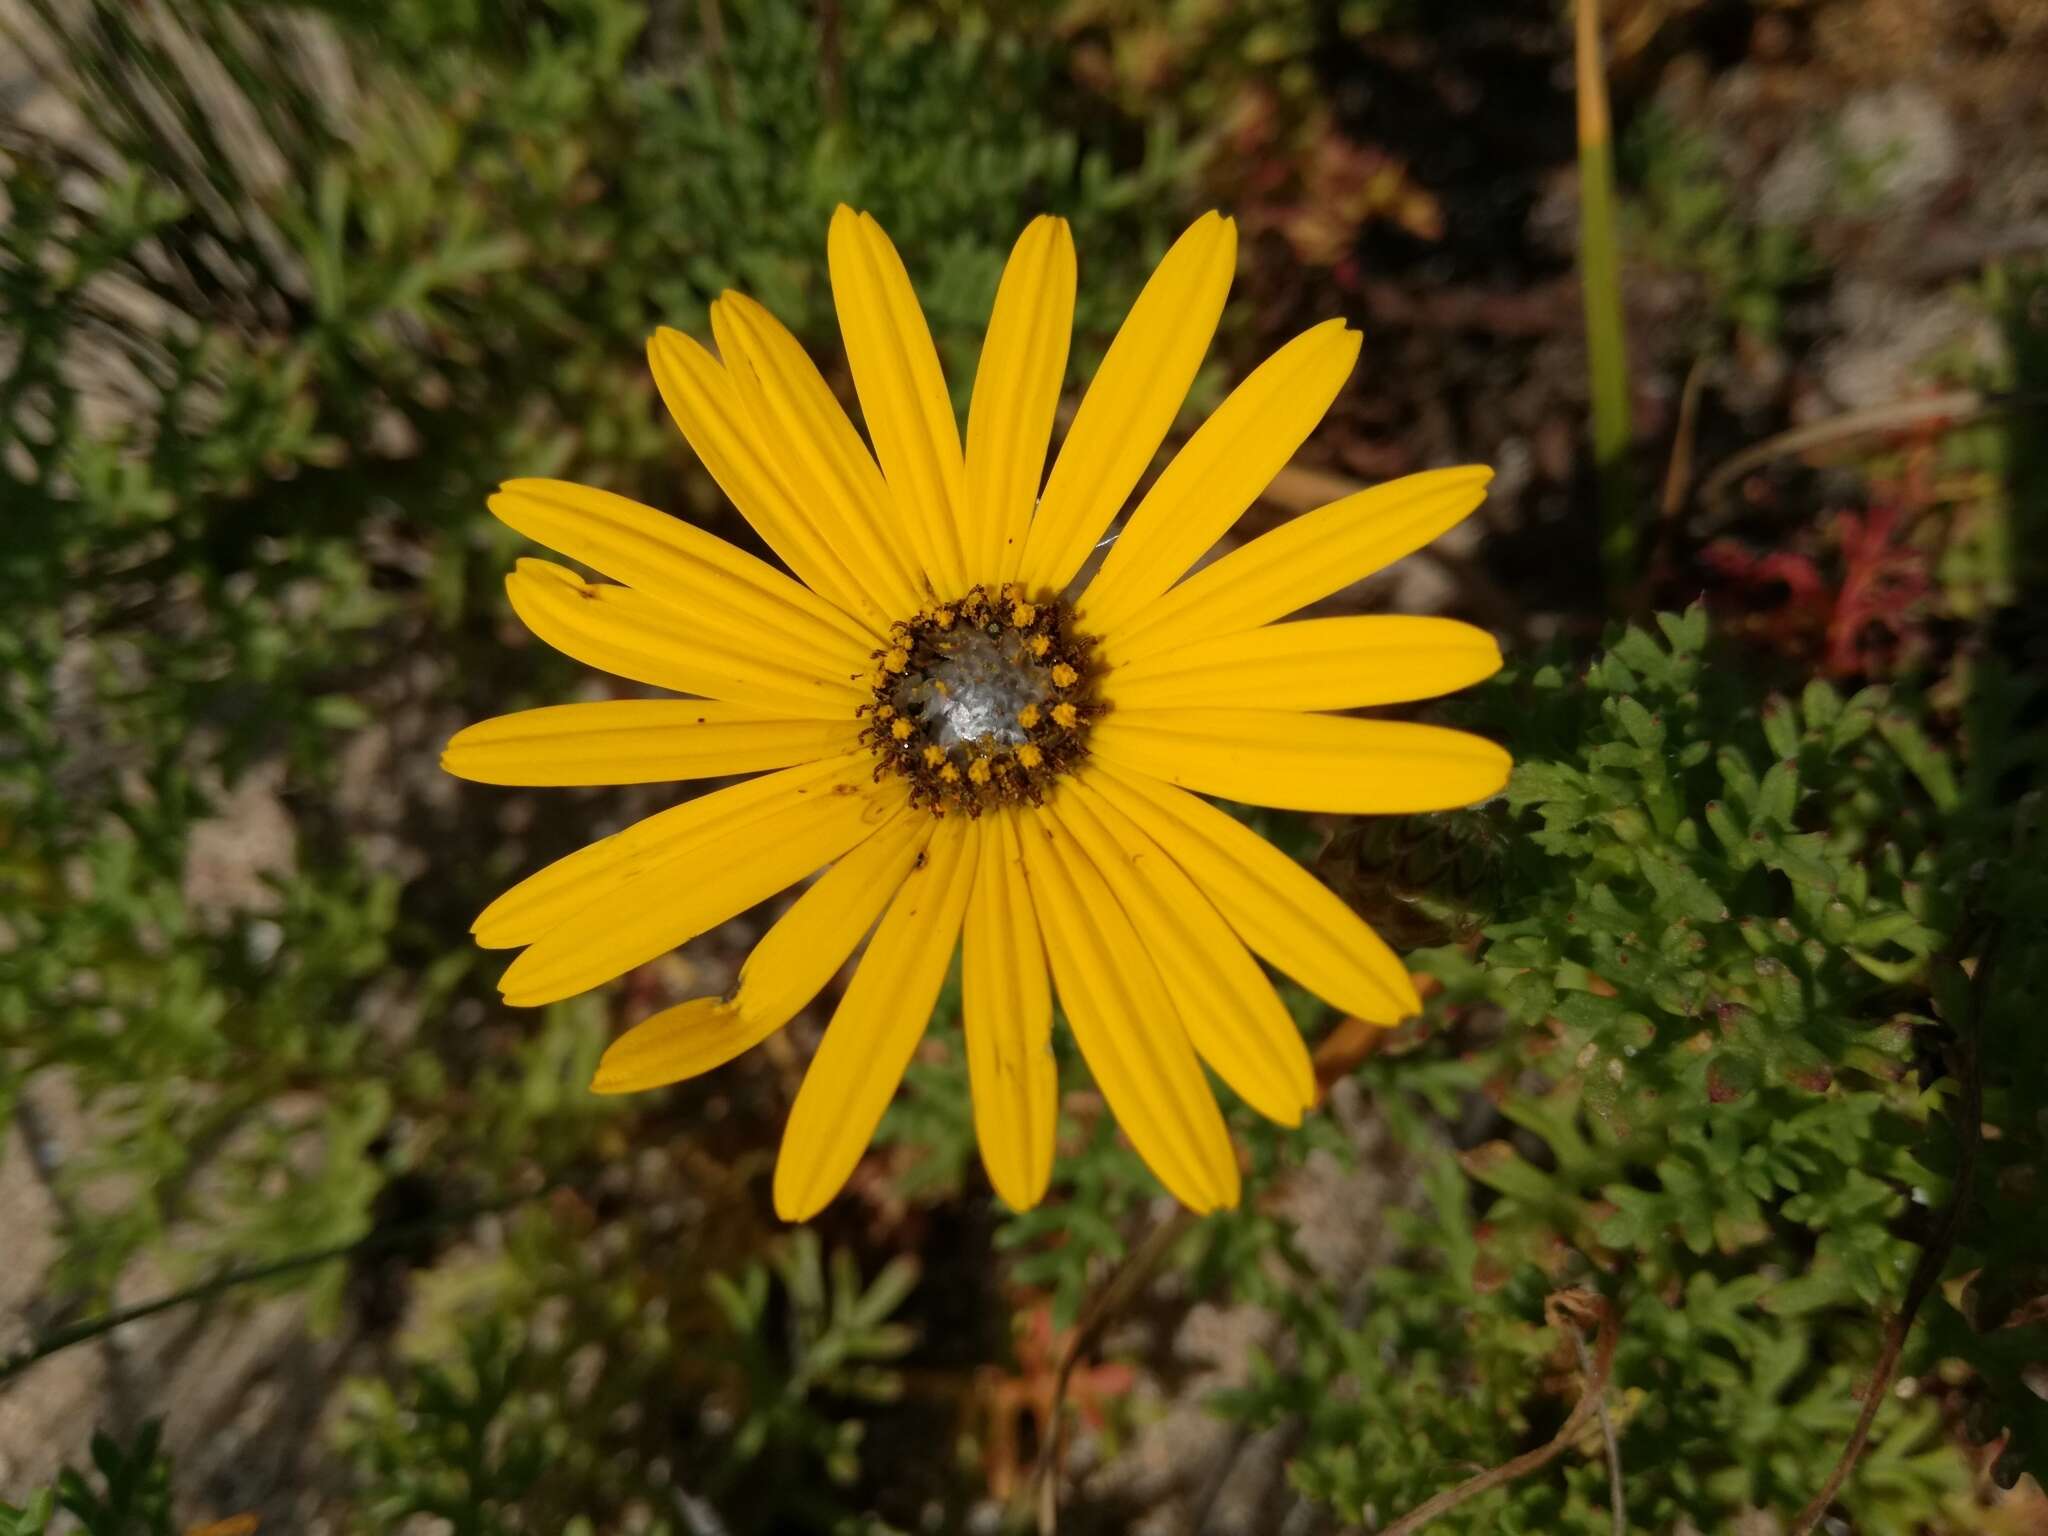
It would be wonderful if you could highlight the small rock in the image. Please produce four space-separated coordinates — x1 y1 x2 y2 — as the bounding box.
1819 278 2003 410
1837 83 1962 215
182 762 297 920
1756 136 1833 228
1756 82 1961 229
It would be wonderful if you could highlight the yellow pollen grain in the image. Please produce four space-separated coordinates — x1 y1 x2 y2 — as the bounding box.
1051 702 1080 729
1028 635 1051 658
967 757 992 786
933 608 956 630
1010 601 1037 627
890 718 915 741
922 745 946 768
1016 703 1042 729
1050 662 1078 688
884 647 910 673
938 763 960 784
876 704 896 720
1016 743 1043 769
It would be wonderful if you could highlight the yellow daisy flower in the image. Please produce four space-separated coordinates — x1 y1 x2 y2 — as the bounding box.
444 208 1510 1221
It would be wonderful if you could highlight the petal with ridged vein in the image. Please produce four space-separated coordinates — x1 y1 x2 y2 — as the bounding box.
1051 780 1313 1124
1091 709 1510 815
1017 212 1236 598
1083 764 1421 1025
708 295 926 618
589 810 933 1093
961 813 1057 1209
443 700 860 786
1102 615 1502 713
504 559 865 717
1019 804 1239 1211
773 815 976 1220
828 207 968 594
1077 318 1359 633
1103 466 1492 667
496 760 901 1004
964 216 1075 585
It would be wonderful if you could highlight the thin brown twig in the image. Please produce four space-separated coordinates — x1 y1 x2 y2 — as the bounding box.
1693 388 1989 530
1787 935 1996 1536
1659 355 1710 525
1573 1325 1627 1536
1032 1208 1198 1535
0 1194 525 1387
1631 353 1711 616
1375 1290 1620 1536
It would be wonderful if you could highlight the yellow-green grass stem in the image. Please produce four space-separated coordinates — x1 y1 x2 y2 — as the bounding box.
1576 0 1636 602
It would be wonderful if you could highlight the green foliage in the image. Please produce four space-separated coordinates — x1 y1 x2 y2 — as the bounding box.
705 1229 921 1486
1217 609 2005 1533
0 1423 175 1536
340 1319 559 1536
1625 107 1818 343
337 1218 922 1533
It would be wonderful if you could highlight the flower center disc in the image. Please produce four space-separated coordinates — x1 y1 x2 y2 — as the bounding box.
859 584 1100 815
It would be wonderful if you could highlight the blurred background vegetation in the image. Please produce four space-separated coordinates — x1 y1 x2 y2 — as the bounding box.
2 0 2045 1531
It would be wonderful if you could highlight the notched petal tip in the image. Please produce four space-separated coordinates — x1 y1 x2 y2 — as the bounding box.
772 1182 822 1224
1378 970 1427 1025
591 996 743 1094
436 742 482 784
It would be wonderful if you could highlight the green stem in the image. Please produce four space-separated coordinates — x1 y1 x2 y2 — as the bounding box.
0 1198 524 1388
1576 0 1636 602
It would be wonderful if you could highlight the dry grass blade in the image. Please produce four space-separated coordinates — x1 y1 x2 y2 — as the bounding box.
1032 1207 1198 1534
1693 389 1992 531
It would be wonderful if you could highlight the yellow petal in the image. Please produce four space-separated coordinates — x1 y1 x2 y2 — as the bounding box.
725 806 935 1028
1019 804 1240 1212
1102 615 1503 713
505 559 866 717
961 813 1057 1210
707 295 927 619
964 216 1075 585
774 816 977 1221
1017 212 1236 598
1052 781 1313 1124
1077 318 1359 633
645 325 888 633
1083 763 1419 1024
1091 709 1511 815
590 998 763 1095
491 476 876 660
827 206 968 593
590 810 933 1093
1104 466 1492 667
496 761 902 1005
473 752 869 950
443 701 861 786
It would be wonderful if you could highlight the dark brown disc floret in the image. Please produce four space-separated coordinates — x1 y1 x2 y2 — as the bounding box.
857 584 1104 816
